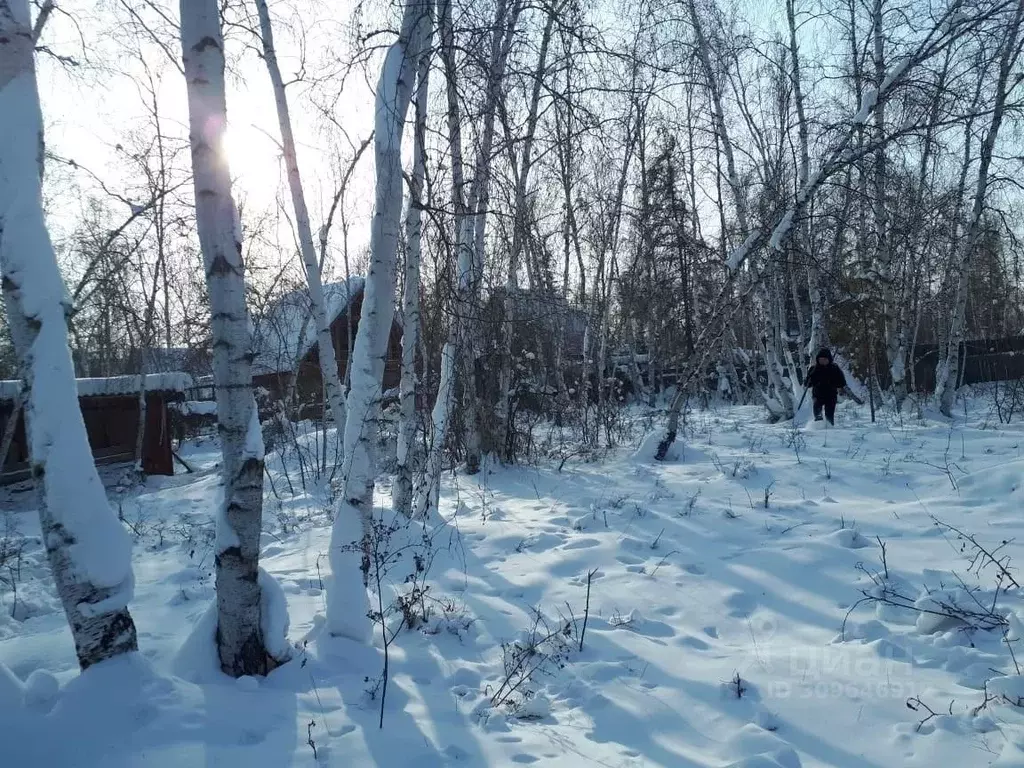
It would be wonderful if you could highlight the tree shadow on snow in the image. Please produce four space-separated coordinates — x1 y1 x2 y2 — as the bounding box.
198 672 299 768
310 630 490 768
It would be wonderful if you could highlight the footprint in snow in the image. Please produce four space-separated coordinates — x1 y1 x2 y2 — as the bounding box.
522 532 565 552
563 537 601 551
683 563 706 575
827 528 869 549
678 635 711 651
725 591 757 619
607 609 676 639
238 729 266 746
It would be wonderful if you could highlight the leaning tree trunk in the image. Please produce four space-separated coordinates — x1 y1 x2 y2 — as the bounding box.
395 11 433 518
255 0 347 430
0 0 138 670
688 0 749 237
180 0 281 677
326 0 432 640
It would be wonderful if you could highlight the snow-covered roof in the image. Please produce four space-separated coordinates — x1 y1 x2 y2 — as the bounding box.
252 277 365 376
171 400 218 416
0 373 194 402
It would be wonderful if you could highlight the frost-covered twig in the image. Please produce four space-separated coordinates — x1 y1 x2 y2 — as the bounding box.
931 517 1020 589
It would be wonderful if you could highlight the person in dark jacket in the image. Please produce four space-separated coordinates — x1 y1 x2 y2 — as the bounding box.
804 348 856 425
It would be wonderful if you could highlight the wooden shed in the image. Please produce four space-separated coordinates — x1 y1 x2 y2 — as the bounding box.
252 277 403 414
0 373 192 485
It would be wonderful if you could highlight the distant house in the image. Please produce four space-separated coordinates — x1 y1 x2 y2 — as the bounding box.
0 373 192 484
251 278 403 412
485 288 588 363
478 288 590 411
134 346 212 378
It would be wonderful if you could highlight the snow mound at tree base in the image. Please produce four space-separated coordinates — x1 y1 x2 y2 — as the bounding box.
634 430 711 464
722 724 802 768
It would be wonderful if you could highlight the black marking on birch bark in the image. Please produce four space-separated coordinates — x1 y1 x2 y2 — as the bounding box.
193 36 222 53
215 545 242 569
79 610 138 669
209 254 234 276
655 429 676 462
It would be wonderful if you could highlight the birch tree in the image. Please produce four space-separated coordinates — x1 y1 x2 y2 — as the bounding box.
437 0 479 468
495 0 561 462
785 0 827 359
395 0 433 517
654 0 980 458
180 0 283 676
414 343 456 519
0 0 139 669
254 0 348 428
934 1 1024 416
441 0 523 471
326 0 432 640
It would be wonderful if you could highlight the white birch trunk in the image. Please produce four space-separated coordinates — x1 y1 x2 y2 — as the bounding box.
0 385 25 470
935 3 1023 416
326 0 431 640
496 4 558 461
180 0 281 676
438 0 480 472
459 0 523 469
414 343 456 519
688 0 749 237
869 0 905 404
690 0 792 416
133 374 147 473
395 12 433 518
786 0 827 360
255 0 347 429
0 0 138 669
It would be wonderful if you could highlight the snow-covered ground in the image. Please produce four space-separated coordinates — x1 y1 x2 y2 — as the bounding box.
3 399 1024 767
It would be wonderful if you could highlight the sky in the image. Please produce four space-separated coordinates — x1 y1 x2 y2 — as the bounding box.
36 0 379 282
33 0 791 243
35 0 995 301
